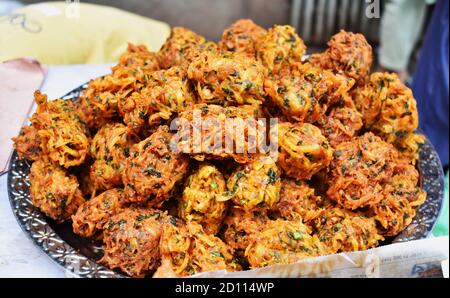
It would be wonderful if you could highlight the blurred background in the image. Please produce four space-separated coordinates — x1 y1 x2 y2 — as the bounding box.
0 0 436 69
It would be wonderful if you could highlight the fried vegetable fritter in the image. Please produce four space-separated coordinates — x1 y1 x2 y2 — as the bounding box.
154 219 240 277
275 122 333 180
353 72 419 143
371 162 426 236
29 91 89 168
327 132 397 210
116 43 160 72
309 30 373 85
175 103 265 163
119 66 196 131
245 219 326 268
223 156 281 212
89 123 136 192
313 208 384 253
76 44 159 129
29 158 84 223
122 125 189 206
12 125 42 161
157 27 207 69
318 98 363 147
101 208 166 277
265 63 355 123
222 207 269 252
395 133 425 165
72 188 125 238
188 50 266 105
219 19 267 57
256 25 306 76
272 178 326 223
179 163 228 235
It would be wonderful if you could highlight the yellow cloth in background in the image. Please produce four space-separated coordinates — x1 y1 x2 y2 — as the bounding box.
0 2 170 64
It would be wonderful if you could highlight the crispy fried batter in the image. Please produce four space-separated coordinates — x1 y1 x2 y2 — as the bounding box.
29 158 84 223
314 208 383 253
188 50 266 105
219 19 267 57
222 208 269 252
30 91 89 168
116 43 159 72
272 178 325 223
101 208 166 277
72 188 125 238
154 219 240 277
223 156 281 211
353 72 419 143
89 123 136 192
275 122 333 180
76 44 159 129
256 25 306 76
157 27 207 69
122 125 189 206
12 125 42 161
394 133 425 165
265 63 355 122
118 66 196 131
309 30 373 85
371 162 426 236
327 132 397 209
179 163 228 235
318 97 363 147
245 218 327 268
175 103 265 163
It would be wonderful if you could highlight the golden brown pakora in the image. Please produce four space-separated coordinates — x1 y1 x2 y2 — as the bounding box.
157 27 207 69
76 44 159 130
89 123 136 192
275 122 333 180
29 158 85 223
245 218 327 268
222 156 281 212
179 163 228 235
154 218 240 277
222 207 269 252
309 30 373 85
72 188 125 238
272 178 326 223
318 98 363 147
265 63 355 123
327 132 397 210
219 19 267 57
256 25 306 76
122 125 189 206
313 208 384 253
353 72 419 143
395 133 425 165
119 66 196 131
175 103 265 164
101 208 166 277
12 125 42 161
115 43 159 72
188 50 266 105
370 162 426 236
29 91 89 168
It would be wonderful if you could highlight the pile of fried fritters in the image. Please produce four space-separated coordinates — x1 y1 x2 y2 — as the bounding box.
13 19 426 277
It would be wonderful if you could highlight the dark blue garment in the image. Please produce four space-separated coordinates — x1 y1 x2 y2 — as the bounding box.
412 0 449 167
